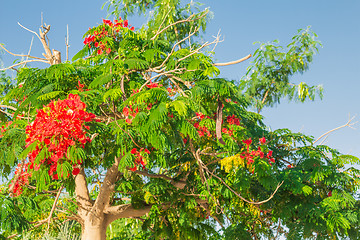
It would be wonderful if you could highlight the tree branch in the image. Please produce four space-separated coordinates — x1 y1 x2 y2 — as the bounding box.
151 10 208 40
213 54 252 66
313 116 357 144
47 185 64 231
91 156 122 217
74 168 92 217
0 59 50 71
0 43 47 61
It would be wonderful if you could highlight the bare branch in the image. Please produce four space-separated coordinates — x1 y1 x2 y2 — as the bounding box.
313 116 357 144
22 36 35 68
65 24 70 62
156 27 199 70
0 104 18 111
0 43 47 61
47 185 64 231
0 59 50 71
213 54 252 66
17 22 41 40
151 10 209 40
207 168 284 205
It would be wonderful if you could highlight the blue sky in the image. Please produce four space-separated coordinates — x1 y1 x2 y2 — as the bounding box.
0 0 359 157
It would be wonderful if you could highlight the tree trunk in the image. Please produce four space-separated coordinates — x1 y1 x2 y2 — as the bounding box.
81 216 108 240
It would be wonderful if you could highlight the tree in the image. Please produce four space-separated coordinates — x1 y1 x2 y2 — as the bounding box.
0 0 359 239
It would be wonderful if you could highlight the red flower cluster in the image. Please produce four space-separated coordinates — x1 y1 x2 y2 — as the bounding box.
194 122 211 137
226 114 240 126
83 17 135 55
146 81 162 89
240 138 275 166
129 148 150 171
196 112 206 120
11 94 95 196
222 127 234 136
25 94 95 177
123 106 139 124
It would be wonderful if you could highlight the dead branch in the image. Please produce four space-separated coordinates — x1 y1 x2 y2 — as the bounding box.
17 22 41 40
0 43 47 61
22 36 35 68
213 54 252 66
65 24 70 62
0 59 50 71
313 116 357 144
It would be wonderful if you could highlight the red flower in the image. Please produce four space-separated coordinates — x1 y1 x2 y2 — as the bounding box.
124 20 128 27
267 151 273 158
130 26 135 31
44 138 51 145
327 191 332 197
126 118 132 124
259 137 266 144
106 48 111 54
144 149 150 154
72 168 80 175
196 112 205 120
183 138 188 144
243 138 252 146
147 103 152 110
198 131 205 137
193 122 199 128
129 166 137 171
131 148 138 154
97 49 103 55
287 165 293 168
123 107 130 116
227 114 240 126
146 81 162 89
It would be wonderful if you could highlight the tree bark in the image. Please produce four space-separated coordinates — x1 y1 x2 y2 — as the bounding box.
81 215 108 240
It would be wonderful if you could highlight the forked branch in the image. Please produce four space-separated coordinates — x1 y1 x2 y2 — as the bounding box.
313 116 357 144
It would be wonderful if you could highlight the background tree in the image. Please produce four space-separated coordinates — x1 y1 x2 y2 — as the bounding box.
0 0 359 239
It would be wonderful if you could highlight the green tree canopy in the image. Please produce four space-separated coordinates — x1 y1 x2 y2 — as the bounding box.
0 1 359 240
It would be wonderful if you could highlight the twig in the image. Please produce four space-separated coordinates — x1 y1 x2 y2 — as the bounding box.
17 22 41 40
22 36 34 68
213 54 252 66
313 116 357 144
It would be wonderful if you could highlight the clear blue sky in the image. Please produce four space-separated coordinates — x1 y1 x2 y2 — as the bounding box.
0 0 359 157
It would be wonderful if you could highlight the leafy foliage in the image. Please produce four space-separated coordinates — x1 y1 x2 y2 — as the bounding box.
0 1 359 239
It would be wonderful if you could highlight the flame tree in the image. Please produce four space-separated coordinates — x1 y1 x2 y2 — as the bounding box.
0 1 359 239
